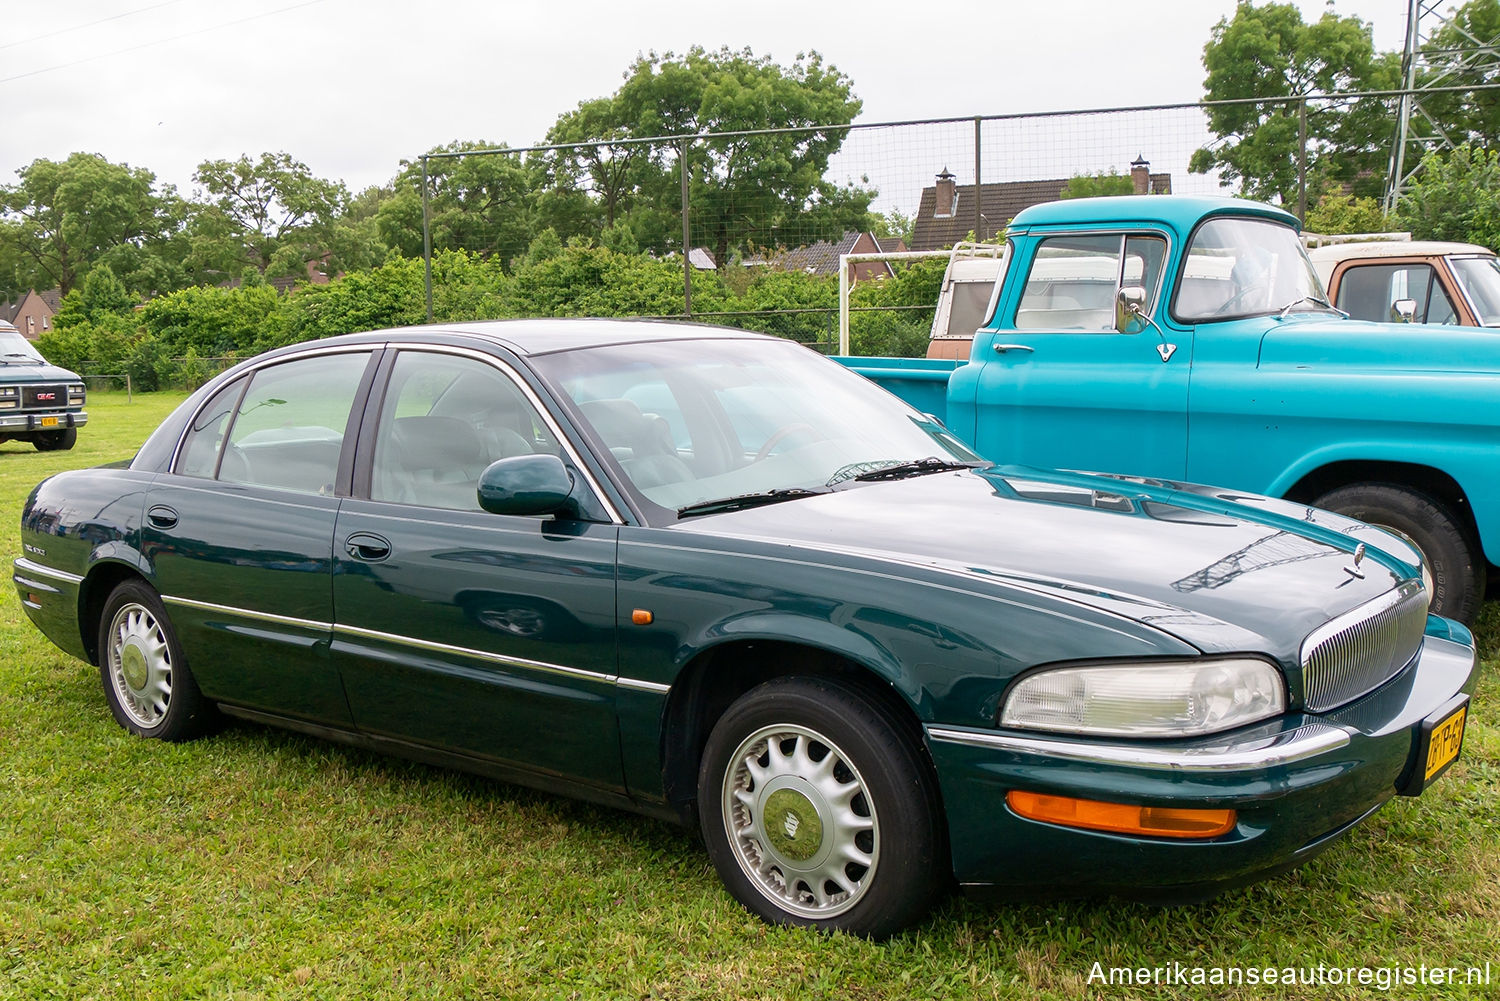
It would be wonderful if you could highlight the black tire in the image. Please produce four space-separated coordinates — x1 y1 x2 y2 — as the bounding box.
1314 483 1484 624
97 580 218 741
33 428 77 451
697 676 946 939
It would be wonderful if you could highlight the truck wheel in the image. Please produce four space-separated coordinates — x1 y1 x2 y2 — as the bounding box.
1314 484 1483 624
34 428 77 451
697 676 946 939
98 580 218 741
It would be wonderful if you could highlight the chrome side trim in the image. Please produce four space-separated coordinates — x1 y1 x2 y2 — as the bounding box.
162 594 331 632
926 723 1351 772
332 623 615 686
13 557 84 585
615 676 671 695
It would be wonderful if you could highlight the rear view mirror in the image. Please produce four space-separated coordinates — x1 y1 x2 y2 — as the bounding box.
477 454 582 519
1115 286 1149 333
1390 298 1418 323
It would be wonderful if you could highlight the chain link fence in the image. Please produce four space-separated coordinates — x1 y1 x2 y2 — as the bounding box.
418 88 1497 345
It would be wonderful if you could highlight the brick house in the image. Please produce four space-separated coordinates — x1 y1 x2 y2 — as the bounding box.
758 231 909 284
0 289 59 341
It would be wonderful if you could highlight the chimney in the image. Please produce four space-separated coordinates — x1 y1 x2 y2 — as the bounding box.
934 167 957 218
1130 154 1150 195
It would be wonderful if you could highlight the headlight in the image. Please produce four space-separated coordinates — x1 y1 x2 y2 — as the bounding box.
0 387 17 398
1000 658 1285 738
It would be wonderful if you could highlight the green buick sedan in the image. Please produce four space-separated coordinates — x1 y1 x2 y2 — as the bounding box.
14 320 1476 938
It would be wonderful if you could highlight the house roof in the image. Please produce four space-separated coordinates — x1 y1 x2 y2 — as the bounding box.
776 231 865 274
912 179 1070 250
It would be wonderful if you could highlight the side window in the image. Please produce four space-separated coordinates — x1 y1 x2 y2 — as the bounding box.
176 376 246 478
1016 235 1121 330
1336 263 1458 324
1124 235 1168 312
219 353 370 495
370 352 557 511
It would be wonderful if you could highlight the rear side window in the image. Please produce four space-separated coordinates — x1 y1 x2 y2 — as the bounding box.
215 353 370 495
176 377 246 479
1335 263 1458 324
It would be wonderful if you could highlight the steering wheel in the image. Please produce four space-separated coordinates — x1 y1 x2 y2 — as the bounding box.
754 423 818 462
1210 286 1261 316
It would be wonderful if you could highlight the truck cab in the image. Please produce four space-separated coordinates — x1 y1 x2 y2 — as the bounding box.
0 320 87 451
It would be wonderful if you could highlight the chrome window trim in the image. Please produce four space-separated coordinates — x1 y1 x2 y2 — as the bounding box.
381 341 625 525
332 622 614 686
926 723 1351 772
163 594 331 632
1011 228 1173 331
13 557 84 585
167 344 376 476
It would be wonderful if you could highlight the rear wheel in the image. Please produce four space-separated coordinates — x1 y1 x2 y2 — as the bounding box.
1314 483 1483 623
97 580 217 740
33 428 77 451
697 676 945 939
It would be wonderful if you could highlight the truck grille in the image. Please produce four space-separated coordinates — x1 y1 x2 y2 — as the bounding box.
1300 580 1428 711
22 385 66 410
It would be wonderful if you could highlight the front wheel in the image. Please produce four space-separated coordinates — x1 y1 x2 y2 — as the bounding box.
697 676 945 939
98 580 217 740
1314 483 1484 624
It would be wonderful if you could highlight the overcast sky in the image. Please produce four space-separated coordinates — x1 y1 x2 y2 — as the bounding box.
2 0 1414 213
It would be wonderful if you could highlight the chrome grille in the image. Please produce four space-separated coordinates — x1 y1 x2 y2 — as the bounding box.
1300 580 1428 712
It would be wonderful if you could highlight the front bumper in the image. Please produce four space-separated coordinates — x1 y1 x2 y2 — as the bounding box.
925 625 1478 899
0 409 87 432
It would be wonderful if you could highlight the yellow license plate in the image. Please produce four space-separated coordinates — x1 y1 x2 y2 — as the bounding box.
1425 705 1467 782
38 416 58 427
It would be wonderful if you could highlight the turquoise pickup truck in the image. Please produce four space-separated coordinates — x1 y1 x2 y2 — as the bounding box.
838 195 1499 623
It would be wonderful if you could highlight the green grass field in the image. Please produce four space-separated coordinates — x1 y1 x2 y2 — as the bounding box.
1 391 1496 1000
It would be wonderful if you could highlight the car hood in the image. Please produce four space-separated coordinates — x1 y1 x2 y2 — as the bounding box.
677 465 1421 666
0 360 80 382
1258 313 1500 371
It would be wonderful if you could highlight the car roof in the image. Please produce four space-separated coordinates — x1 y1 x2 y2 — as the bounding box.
1307 240 1496 263
1008 195 1299 235
297 317 779 358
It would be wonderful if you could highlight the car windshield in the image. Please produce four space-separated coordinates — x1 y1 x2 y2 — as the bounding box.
532 336 982 517
1174 217 1327 322
1449 256 1500 326
0 329 45 362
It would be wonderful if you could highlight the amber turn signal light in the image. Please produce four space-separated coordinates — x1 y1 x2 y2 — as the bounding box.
1006 790 1235 839
631 609 654 625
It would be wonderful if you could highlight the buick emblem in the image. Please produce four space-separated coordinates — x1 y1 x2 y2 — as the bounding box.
1344 543 1366 579
783 812 800 839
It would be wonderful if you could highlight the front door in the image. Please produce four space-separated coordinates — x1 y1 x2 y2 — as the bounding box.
331 348 623 788
968 231 1191 479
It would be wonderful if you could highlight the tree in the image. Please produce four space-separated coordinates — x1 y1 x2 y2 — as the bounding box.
377 141 538 265
1060 170 1135 199
1394 144 1500 249
540 47 875 265
192 152 348 276
1191 2 1398 203
0 152 186 297
1304 193 1391 235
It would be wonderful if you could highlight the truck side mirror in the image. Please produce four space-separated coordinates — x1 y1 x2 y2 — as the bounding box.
1390 298 1418 323
1115 286 1149 333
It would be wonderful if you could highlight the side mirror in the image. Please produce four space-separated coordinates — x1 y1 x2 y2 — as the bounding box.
477 454 582 519
1390 298 1418 323
1115 286 1149 333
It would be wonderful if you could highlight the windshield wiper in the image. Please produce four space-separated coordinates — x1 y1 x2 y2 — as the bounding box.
1278 294 1347 319
677 487 829 519
845 456 979 483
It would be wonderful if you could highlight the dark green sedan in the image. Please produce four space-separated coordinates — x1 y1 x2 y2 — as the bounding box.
14 320 1476 938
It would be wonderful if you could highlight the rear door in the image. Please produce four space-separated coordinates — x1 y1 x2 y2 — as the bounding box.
970 230 1190 477
141 348 378 724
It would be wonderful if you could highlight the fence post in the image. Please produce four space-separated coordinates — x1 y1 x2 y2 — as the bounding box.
126 373 132 403
680 140 692 319
1297 98 1308 225
973 116 983 241
422 154 433 324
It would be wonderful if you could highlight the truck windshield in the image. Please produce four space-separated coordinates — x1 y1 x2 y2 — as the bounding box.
1174 217 1326 323
1449 256 1500 326
0 330 45 362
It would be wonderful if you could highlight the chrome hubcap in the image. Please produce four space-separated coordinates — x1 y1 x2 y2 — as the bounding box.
107 602 172 728
721 724 878 919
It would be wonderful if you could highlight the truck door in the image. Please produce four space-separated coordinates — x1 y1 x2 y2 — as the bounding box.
968 232 1190 478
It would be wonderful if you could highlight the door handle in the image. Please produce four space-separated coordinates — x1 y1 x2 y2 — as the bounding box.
146 505 178 530
992 343 1035 354
344 532 391 562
